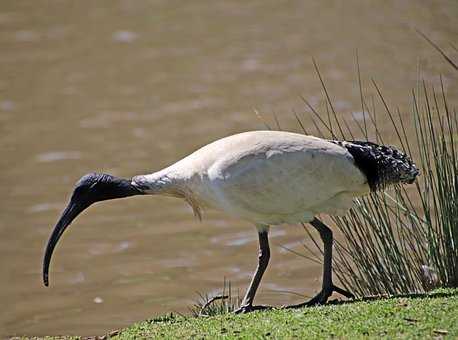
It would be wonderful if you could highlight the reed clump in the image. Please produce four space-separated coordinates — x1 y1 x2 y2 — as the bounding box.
293 54 457 297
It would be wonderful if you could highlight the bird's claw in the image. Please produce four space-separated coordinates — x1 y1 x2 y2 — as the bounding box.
282 284 354 309
234 304 272 314
332 284 355 299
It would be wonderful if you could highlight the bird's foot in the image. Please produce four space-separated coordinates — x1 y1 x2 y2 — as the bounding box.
234 304 272 314
332 285 355 300
282 284 354 309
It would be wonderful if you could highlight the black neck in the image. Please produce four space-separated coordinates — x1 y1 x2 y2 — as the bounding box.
94 175 145 202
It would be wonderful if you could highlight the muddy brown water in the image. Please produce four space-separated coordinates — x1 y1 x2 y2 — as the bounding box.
1 0 457 337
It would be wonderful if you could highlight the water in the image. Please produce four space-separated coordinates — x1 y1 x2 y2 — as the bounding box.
1 0 457 336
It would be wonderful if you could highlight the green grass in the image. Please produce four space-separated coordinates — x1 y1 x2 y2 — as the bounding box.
112 288 457 339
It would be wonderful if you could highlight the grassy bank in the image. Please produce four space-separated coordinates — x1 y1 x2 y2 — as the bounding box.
110 288 457 339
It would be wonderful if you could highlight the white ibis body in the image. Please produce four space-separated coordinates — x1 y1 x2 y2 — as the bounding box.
43 131 418 312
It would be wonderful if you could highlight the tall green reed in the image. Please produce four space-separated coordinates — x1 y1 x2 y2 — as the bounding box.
293 58 457 296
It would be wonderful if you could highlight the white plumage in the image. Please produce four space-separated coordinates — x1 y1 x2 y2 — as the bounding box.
133 131 370 225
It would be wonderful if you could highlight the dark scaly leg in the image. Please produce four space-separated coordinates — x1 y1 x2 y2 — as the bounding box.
234 225 273 313
284 218 354 309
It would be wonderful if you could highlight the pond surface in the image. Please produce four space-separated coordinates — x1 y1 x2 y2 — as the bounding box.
1 0 457 336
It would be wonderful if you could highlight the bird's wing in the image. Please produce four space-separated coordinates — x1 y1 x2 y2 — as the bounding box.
202 132 369 222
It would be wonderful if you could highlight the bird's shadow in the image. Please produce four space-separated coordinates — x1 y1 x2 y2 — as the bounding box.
326 289 457 307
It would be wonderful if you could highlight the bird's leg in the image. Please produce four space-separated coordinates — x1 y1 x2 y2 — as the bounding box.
234 225 273 314
306 218 354 305
284 218 354 309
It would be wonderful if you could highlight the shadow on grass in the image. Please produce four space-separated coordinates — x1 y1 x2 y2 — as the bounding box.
147 289 458 322
325 289 458 307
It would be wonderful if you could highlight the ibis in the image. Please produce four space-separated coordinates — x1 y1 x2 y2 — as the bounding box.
43 130 418 313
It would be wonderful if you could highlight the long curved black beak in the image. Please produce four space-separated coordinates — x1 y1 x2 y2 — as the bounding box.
43 199 89 286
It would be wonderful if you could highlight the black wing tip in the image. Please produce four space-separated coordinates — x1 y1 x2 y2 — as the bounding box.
332 140 419 191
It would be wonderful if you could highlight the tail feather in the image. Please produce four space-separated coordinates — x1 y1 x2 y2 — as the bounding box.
330 140 419 192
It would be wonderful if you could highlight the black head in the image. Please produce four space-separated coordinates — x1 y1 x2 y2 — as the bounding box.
72 173 141 203
43 173 143 286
